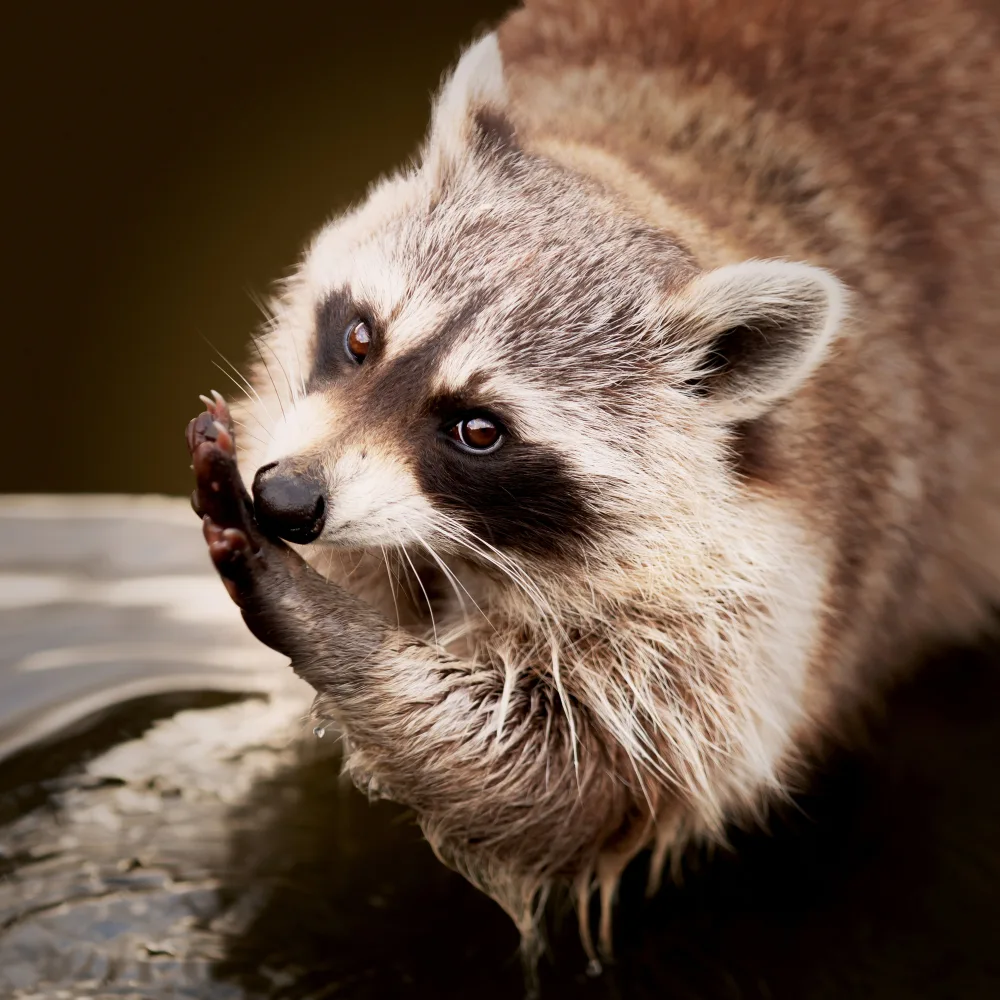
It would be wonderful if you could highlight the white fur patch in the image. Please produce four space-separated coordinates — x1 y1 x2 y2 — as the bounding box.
321 446 438 548
262 392 338 468
379 290 451 361
305 175 419 303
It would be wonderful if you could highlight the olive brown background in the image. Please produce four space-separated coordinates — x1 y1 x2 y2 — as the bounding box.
3 0 513 495
3 8 1000 998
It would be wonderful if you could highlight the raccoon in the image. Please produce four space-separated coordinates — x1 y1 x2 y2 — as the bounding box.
188 0 1000 967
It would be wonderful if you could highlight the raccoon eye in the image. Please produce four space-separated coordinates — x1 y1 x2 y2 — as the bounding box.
448 415 503 453
345 319 372 364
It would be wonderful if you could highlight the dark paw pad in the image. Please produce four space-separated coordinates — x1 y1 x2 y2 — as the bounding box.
186 391 268 602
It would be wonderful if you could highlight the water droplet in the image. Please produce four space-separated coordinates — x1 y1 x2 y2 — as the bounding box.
313 726 326 739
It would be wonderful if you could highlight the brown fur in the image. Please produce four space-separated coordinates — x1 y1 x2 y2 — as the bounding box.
500 0 1000 741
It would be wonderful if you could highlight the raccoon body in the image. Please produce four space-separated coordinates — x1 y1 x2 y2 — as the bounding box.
232 0 1000 957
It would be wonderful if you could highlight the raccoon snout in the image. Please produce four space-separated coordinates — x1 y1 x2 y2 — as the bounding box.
252 462 327 544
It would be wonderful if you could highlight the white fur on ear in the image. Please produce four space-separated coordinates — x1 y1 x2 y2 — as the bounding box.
425 33 509 176
667 260 848 420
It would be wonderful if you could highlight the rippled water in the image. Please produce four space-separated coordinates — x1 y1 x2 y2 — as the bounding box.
2 497 998 999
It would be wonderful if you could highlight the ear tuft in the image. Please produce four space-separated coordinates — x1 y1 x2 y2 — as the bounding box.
471 106 519 158
670 260 847 419
425 33 512 177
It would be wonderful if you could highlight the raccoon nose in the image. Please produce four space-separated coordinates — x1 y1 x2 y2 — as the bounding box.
252 462 327 544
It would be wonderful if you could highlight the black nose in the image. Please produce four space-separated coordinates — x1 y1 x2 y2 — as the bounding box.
252 462 327 544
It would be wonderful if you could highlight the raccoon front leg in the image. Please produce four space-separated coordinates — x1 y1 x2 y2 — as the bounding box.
187 393 384 666
187 396 634 955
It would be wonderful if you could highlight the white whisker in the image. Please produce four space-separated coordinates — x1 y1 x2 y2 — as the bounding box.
249 328 286 421
399 544 439 648
204 337 276 432
380 544 402 629
413 530 498 635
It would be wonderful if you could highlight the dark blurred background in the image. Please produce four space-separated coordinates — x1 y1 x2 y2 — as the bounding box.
3 9 1000 997
2 0 514 495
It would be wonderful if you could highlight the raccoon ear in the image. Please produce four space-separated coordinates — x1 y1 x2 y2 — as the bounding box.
670 260 847 420
426 33 517 177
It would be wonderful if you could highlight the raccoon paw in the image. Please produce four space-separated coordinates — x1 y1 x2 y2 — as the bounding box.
187 392 355 660
188 392 261 579
187 394 287 626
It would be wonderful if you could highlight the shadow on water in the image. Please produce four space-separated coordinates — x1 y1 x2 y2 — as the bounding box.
213 747 524 999
207 638 1000 1000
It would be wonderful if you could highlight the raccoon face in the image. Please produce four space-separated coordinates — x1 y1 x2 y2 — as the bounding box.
245 35 845 573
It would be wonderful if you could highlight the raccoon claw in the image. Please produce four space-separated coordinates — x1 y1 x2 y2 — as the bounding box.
190 433 251 532
187 392 265 593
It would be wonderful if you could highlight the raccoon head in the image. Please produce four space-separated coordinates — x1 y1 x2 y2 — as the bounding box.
241 35 846 595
